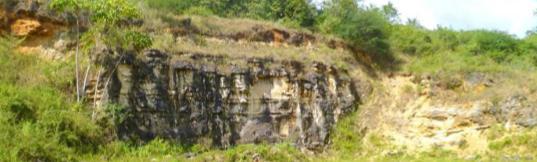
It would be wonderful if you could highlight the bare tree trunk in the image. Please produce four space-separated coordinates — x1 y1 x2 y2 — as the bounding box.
75 16 80 102
82 63 92 98
92 68 102 121
94 68 102 107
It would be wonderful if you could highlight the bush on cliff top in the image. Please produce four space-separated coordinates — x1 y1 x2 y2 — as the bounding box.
143 0 318 28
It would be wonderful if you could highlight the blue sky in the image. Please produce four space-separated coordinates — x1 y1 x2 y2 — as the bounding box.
313 0 537 37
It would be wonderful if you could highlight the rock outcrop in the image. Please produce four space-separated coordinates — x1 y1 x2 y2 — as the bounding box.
493 95 537 128
1 0 70 37
95 50 359 151
358 74 537 155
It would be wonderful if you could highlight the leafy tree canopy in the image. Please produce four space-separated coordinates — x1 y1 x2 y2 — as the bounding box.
50 0 152 51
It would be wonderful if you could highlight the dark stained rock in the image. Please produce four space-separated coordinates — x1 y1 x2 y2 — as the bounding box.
100 50 360 151
493 95 537 128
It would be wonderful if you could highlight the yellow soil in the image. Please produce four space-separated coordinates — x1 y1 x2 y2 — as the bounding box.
11 18 42 36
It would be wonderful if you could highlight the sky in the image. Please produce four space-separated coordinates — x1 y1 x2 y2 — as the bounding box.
312 0 537 37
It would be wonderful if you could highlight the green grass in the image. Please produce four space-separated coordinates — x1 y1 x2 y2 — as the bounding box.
405 51 513 75
82 139 187 161
487 126 537 157
0 36 103 161
82 141 306 162
329 112 363 156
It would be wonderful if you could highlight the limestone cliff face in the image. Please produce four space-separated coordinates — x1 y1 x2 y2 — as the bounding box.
98 50 358 150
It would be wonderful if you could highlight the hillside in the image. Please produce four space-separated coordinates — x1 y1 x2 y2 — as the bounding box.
1 0 537 161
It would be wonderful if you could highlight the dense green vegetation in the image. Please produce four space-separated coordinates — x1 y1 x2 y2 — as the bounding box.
143 0 318 28
1 0 537 161
391 25 537 73
0 37 99 161
317 0 392 56
50 0 153 52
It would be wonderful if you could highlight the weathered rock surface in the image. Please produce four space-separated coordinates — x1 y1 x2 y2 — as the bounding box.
359 74 537 155
97 50 359 150
1 0 70 36
493 95 537 128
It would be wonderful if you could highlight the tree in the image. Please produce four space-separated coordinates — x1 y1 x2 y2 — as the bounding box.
389 24 431 55
318 0 391 56
382 2 399 23
50 0 151 102
246 0 317 27
49 0 84 102
459 30 520 63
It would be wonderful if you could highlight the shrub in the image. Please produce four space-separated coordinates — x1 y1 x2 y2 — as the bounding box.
488 127 537 157
0 79 103 161
394 24 537 74
460 30 520 62
317 0 391 56
390 24 432 55
0 37 103 161
329 112 362 156
142 0 317 28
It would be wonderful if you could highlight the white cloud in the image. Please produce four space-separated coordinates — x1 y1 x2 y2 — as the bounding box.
362 0 537 37
315 0 537 37
312 0 325 7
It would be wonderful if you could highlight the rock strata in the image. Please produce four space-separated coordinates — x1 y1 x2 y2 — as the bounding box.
98 50 359 150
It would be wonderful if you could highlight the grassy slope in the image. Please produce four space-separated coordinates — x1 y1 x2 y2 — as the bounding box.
144 14 357 68
0 37 103 161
